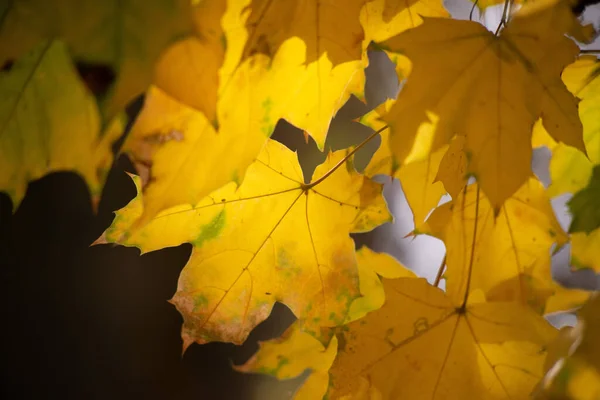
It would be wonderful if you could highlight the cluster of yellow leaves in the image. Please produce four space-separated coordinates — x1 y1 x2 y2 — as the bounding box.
3 0 600 398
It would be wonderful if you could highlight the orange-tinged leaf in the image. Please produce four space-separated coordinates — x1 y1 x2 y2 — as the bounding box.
424 179 586 314
0 0 194 121
380 0 587 210
153 0 227 126
241 0 366 66
328 278 557 399
97 139 391 345
0 40 124 211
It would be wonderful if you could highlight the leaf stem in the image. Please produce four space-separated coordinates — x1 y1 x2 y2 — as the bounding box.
469 0 478 21
461 185 480 309
303 125 389 189
494 0 512 36
433 254 446 287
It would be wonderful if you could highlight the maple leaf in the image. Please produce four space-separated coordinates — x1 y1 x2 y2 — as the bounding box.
96 139 391 345
379 0 590 211
569 165 600 234
361 100 464 227
0 0 193 121
0 40 124 211
537 56 600 273
361 0 449 43
328 278 557 399
468 0 524 11
422 179 590 314
535 294 600 400
236 246 415 399
152 0 227 125
545 56 600 197
236 321 339 400
117 82 273 227
241 0 366 66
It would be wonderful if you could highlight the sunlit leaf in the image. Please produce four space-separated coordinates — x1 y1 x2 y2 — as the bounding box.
536 294 600 400
237 321 338 400
97 139 391 345
0 40 123 210
379 0 589 211
328 278 557 399
362 100 448 226
424 179 587 314
237 245 414 399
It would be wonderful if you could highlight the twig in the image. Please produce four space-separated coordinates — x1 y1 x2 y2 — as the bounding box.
433 255 447 287
304 125 389 189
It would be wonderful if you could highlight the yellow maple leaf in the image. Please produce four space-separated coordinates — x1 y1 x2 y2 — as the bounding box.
96 139 391 345
127 0 372 225
536 294 600 400
152 0 227 126
361 100 449 226
379 0 588 211
241 0 366 66
361 0 450 43
328 278 557 399
237 321 338 400
545 56 600 198
539 56 600 274
236 246 415 399
0 40 124 211
423 179 590 314
0 0 194 122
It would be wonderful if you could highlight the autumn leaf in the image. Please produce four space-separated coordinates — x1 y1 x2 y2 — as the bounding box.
328 278 557 399
152 0 227 126
539 56 600 273
379 0 589 211
423 179 588 314
544 56 600 198
0 40 124 211
0 0 194 122
237 246 415 399
535 294 600 400
568 165 600 234
118 81 272 227
96 139 391 345
237 321 338 400
241 0 365 66
361 0 449 43
361 101 449 226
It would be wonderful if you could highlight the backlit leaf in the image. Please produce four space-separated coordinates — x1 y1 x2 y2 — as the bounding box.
328 278 557 399
0 40 123 210
362 101 448 226
424 179 586 314
536 294 600 400
241 0 366 66
97 139 392 345
379 0 588 211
